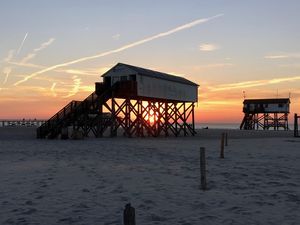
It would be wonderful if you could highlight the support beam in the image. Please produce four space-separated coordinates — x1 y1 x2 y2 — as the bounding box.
240 112 289 130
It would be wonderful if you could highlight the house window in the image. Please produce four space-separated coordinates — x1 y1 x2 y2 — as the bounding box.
265 104 268 108
120 76 127 81
129 74 136 81
278 103 283 108
112 77 120 83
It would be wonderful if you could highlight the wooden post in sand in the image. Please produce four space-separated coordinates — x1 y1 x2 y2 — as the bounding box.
200 147 207 190
294 114 298 137
220 133 225 158
225 132 228 146
123 203 136 225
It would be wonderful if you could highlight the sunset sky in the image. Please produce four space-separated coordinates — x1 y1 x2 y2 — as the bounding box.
1 0 300 123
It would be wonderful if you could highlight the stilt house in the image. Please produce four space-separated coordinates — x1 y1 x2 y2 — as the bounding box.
240 98 290 130
37 63 199 139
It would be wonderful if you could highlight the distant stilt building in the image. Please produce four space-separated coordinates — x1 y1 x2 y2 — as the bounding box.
37 63 199 139
240 98 290 130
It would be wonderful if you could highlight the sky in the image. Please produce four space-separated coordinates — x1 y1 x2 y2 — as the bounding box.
0 0 300 123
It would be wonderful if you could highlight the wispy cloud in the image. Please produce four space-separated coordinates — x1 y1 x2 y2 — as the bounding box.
50 82 57 97
112 34 120 40
209 75 300 91
14 14 224 86
16 33 28 55
279 63 300 68
63 69 99 76
3 50 15 62
2 67 12 84
264 53 300 59
20 53 36 64
79 85 94 92
194 63 233 70
1 50 15 84
63 75 82 98
34 38 55 52
199 43 219 51
201 100 240 106
21 38 55 64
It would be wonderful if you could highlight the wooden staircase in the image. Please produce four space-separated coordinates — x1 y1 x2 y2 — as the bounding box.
37 82 113 139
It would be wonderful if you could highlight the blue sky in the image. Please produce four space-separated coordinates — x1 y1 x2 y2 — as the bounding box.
1 0 300 121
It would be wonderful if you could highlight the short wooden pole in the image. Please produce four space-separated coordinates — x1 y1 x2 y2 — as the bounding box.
220 133 225 158
294 114 298 137
225 132 228 146
123 203 135 225
200 147 207 190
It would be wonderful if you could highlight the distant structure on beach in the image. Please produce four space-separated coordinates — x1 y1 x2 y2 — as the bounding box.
37 63 198 139
240 98 290 130
0 119 45 127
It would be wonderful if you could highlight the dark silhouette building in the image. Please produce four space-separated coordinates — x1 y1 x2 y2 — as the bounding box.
37 63 199 138
240 98 290 130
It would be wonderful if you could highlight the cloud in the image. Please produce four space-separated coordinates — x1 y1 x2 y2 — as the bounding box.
201 100 240 106
209 75 300 91
2 67 12 84
3 50 15 62
63 69 99 76
194 63 233 69
20 53 36 64
264 53 300 59
16 33 28 55
279 63 300 68
21 38 55 64
63 75 82 98
34 38 55 52
112 34 120 40
14 14 224 86
79 85 94 92
192 63 234 72
50 82 57 97
199 43 219 51
265 55 289 59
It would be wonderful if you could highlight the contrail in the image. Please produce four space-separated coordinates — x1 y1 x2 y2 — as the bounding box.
14 14 223 86
16 33 28 55
21 37 55 64
34 38 55 52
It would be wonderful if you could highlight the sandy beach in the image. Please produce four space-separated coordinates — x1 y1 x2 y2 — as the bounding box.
0 127 299 224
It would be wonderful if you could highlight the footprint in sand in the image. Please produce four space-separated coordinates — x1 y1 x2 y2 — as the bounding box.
21 208 37 215
25 200 34 206
148 213 168 222
35 195 44 199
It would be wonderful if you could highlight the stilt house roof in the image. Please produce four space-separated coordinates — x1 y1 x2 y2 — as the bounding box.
102 63 199 87
243 98 290 104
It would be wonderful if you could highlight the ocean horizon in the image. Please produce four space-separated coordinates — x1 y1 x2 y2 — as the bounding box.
195 123 240 129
